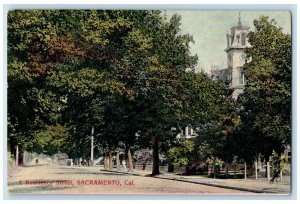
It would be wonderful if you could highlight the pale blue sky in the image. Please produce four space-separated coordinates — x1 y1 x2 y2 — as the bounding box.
166 10 291 73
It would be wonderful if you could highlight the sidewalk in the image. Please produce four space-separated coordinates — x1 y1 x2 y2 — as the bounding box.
100 168 290 194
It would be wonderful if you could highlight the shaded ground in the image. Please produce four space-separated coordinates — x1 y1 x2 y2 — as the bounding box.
7 165 254 195
124 169 290 194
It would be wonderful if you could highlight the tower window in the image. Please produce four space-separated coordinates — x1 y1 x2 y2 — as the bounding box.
239 67 245 85
242 33 246 45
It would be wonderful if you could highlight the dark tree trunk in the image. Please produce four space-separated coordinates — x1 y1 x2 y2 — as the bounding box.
108 147 113 170
9 143 14 158
213 165 216 179
127 148 133 171
23 151 26 166
168 163 174 172
116 151 120 171
152 135 160 176
104 156 108 170
225 160 229 177
234 163 237 179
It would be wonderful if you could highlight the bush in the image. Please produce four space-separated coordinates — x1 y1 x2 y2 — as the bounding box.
7 152 14 165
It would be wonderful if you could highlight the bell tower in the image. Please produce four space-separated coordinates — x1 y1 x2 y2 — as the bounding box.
225 12 251 98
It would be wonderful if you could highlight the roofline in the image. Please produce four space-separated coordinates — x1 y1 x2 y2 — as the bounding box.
230 25 250 31
224 46 248 52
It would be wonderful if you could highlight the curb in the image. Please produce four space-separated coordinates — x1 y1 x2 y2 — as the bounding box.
100 169 288 194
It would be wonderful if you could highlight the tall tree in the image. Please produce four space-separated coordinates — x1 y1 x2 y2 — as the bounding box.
237 16 291 160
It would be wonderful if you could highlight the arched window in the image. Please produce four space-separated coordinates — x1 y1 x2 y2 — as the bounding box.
242 33 246 45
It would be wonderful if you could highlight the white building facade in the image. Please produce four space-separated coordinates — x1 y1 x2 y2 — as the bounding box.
211 14 251 99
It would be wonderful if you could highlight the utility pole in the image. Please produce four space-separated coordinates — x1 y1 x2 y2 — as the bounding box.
91 126 94 166
255 161 258 180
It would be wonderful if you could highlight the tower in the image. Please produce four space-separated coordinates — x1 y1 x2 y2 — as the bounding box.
225 13 251 99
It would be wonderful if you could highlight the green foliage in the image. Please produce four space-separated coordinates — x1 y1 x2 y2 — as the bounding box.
195 80 239 163
167 140 196 168
269 150 289 175
8 10 270 174
32 124 70 155
206 156 223 168
7 10 200 161
237 16 291 160
7 152 14 165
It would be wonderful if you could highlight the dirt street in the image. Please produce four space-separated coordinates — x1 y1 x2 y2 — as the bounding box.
7 165 254 195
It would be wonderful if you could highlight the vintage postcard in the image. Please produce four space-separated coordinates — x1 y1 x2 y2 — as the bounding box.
6 9 292 195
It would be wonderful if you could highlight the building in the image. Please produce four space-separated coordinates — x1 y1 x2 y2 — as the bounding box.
210 64 230 84
178 13 251 140
176 125 197 139
211 13 251 99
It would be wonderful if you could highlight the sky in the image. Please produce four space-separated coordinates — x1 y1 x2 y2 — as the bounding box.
165 10 291 73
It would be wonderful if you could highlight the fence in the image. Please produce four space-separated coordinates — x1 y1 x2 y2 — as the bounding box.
134 164 168 172
205 161 291 181
154 161 291 181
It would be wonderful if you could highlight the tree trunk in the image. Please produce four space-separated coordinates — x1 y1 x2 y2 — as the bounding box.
127 148 133 172
23 151 26 166
234 163 237 179
108 147 113 170
104 156 109 170
116 151 120 171
168 163 174 172
152 136 160 176
225 160 229 177
255 161 258 180
244 162 247 179
103 156 106 169
16 145 19 167
213 165 216 179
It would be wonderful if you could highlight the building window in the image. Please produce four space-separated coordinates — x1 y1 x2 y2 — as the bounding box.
184 126 193 137
239 67 245 85
242 33 246 45
188 126 192 135
227 53 231 63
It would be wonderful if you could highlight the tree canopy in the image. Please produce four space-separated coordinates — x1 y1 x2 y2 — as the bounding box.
8 11 291 176
237 16 291 161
